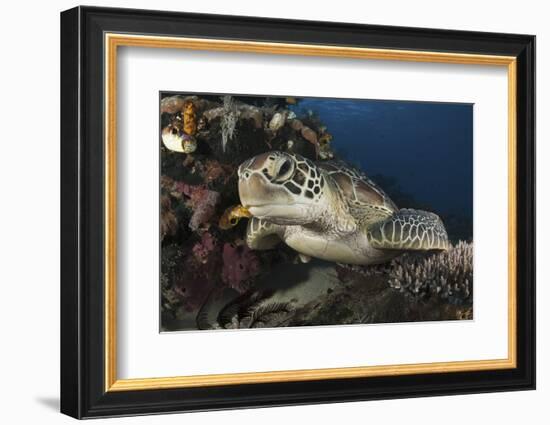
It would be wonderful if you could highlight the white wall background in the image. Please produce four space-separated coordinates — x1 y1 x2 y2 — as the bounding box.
0 0 545 423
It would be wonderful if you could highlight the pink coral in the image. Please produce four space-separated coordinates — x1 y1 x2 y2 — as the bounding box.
188 191 219 231
222 242 260 293
202 160 232 184
174 236 222 312
192 232 218 264
176 256 219 312
173 182 220 230
173 181 195 198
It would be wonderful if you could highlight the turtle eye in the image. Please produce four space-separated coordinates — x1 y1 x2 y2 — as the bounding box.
274 158 294 182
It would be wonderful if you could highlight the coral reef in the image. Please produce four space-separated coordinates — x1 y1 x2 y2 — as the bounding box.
290 118 303 132
268 111 286 132
318 132 334 159
188 190 220 232
388 241 473 303
160 95 187 114
160 93 333 330
221 242 261 293
300 125 319 156
220 95 238 152
161 116 197 153
170 181 221 231
159 92 473 331
183 100 197 136
209 251 473 330
334 241 473 304
192 232 218 264
160 194 178 241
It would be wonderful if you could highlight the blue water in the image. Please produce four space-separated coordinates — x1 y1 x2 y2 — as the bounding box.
292 98 473 221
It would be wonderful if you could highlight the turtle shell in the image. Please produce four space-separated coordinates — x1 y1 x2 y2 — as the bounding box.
317 161 398 213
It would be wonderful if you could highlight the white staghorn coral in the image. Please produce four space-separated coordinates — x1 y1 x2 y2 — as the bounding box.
388 241 473 303
220 95 238 152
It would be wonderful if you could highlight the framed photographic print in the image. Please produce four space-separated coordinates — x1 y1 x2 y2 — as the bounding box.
60 6 535 419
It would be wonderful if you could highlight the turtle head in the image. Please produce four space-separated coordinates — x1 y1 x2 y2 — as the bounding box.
238 151 325 225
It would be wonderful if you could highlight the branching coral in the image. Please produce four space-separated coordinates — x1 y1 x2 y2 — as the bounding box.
388 241 473 303
220 95 238 152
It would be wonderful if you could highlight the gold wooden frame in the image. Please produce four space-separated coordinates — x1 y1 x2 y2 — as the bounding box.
104 33 517 392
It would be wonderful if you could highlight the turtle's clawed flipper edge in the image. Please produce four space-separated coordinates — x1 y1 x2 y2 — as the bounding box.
367 208 449 251
246 217 284 250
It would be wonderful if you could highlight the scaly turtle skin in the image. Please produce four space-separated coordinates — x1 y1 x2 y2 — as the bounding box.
238 151 448 265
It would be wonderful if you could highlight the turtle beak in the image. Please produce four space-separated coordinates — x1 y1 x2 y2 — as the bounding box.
238 173 267 208
238 169 294 211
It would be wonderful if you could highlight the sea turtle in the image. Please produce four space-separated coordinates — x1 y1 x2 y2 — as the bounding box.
237 151 449 265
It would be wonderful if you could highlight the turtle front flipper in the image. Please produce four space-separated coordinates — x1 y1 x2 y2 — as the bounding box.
367 208 449 251
246 217 284 250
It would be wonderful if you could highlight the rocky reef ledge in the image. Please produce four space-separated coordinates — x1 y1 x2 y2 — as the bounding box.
197 242 473 330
